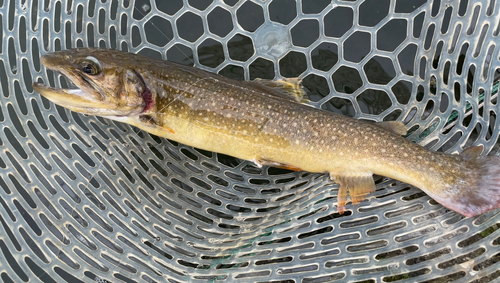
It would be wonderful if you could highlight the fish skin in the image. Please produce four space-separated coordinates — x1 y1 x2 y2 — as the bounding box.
32 48 500 217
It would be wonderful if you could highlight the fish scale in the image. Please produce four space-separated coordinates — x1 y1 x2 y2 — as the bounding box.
32 48 500 217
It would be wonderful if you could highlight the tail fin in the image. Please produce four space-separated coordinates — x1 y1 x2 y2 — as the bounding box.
431 156 500 217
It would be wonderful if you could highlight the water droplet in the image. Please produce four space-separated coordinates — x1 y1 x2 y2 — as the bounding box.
141 4 151 12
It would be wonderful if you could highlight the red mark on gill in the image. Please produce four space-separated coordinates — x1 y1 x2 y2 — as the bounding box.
142 87 154 112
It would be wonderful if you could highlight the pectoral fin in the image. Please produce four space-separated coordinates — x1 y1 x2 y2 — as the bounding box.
330 173 376 213
254 158 302 171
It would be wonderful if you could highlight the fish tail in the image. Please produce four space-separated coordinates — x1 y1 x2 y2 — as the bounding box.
430 156 500 217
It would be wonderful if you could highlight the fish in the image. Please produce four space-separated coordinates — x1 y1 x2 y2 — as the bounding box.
32 48 500 217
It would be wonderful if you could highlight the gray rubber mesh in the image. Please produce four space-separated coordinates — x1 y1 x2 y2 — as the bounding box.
1 0 500 282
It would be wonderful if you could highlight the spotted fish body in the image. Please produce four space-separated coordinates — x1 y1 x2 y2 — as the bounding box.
33 48 500 217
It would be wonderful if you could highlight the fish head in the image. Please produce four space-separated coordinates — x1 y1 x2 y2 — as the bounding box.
33 48 151 116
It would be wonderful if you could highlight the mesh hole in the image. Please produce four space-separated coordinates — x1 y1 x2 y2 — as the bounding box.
474 24 489 58
4 127 27 158
377 19 407 52
448 23 462 54
291 19 319 48
177 12 204 42
467 5 481 35
382 268 430 282
269 0 296 25
249 57 275 80
0 214 20 250
332 66 363 94
432 41 443 69
279 51 307 77
344 31 371 63
208 7 233 37
359 0 389 27
0 239 29 281
396 226 437 243
198 38 224 68
84 208 113 232
145 16 173 47
324 6 353 38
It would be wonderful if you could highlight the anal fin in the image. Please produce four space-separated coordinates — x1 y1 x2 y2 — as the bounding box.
330 173 376 214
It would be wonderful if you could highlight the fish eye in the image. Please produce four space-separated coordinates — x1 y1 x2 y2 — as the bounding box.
79 56 101 75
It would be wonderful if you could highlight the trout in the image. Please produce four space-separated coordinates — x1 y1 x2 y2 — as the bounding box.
32 48 500 217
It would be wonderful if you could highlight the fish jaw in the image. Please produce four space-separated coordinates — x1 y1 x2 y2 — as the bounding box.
32 49 148 116
32 82 125 115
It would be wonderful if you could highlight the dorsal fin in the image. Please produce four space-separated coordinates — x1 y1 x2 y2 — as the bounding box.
460 145 484 160
251 78 310 103
376 121 407 136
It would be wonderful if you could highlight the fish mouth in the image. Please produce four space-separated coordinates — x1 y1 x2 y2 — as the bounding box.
32 54 123 115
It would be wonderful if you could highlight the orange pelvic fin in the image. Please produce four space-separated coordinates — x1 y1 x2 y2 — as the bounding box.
330 173 376 214
163 126 175 134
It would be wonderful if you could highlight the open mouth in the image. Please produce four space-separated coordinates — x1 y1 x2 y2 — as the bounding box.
32 66 112 115
60 73 79 90
32 52 150 116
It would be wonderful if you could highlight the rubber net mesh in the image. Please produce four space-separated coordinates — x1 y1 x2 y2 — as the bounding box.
1 0 500 282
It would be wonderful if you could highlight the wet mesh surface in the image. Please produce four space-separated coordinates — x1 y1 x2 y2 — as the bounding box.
1 0 500 282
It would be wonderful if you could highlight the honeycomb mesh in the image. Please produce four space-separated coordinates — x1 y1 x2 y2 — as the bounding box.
1 0 500 282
